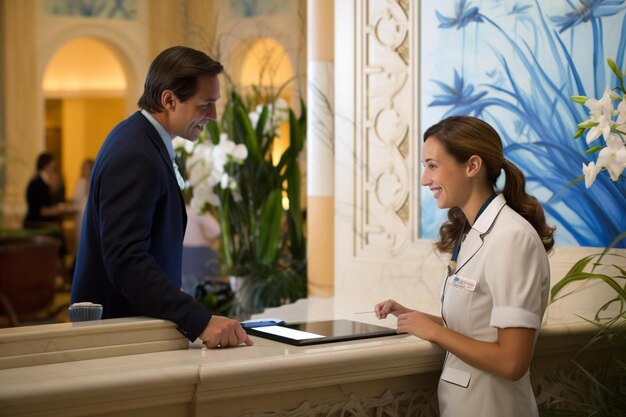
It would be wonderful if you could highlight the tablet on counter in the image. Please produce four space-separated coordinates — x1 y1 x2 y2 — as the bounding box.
243 319 399 346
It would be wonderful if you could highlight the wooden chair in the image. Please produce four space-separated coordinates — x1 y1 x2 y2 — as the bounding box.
0 235 64 326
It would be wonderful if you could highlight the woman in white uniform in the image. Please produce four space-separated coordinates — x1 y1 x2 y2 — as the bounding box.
375 116 555 417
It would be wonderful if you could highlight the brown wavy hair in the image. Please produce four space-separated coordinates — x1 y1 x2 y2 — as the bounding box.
423 116 555 253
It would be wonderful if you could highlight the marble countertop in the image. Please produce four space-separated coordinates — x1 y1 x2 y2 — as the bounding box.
0 310 441 412
0 294 612 414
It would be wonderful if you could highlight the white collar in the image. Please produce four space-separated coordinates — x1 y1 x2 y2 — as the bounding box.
471 193 506 234
140 109 176 161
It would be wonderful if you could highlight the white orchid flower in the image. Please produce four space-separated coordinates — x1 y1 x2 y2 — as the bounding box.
232 144 248 162
585 114 613 144
213 136 233 169
228 177 238 191
220 172 230 189
597 134 626 182
582 161 600 188
189 182 214 213
275 97 289 112
182 140 195 154
248 111 260 128
186 144 215 187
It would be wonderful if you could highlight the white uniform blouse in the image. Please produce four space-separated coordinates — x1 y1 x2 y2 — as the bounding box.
438 194 550 417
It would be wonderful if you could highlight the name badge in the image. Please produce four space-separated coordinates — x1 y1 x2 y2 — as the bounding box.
449 274 477 292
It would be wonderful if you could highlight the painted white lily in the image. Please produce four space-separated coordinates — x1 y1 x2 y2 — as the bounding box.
615 97 626 132
585 88 617 121
597 134 626 182
582 161 600 188
585 114 613 144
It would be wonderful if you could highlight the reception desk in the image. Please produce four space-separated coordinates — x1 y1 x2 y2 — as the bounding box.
0 295 620 417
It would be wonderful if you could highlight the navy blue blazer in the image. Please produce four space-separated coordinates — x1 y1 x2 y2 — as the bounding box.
71 111 212 341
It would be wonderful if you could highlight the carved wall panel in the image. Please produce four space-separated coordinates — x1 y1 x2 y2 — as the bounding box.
354 0 416 257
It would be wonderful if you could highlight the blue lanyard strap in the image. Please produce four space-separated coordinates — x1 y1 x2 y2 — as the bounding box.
447 194 497 276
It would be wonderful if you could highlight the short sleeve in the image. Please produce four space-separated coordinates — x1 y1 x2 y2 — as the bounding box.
485 228 549 329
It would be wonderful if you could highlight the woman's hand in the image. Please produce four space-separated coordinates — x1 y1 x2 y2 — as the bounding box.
374 299 412 319
397 311 440 341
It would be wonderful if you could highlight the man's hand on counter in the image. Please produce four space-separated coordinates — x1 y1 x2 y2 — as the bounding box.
200 315 254 349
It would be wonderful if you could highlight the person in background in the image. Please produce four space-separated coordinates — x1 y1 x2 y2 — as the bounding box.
71 46 252 349
24 152 74 229
72 158 95 245
375 116 555 417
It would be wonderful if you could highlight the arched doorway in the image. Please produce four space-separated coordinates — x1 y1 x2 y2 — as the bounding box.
41 36 127 253
42 37 127 199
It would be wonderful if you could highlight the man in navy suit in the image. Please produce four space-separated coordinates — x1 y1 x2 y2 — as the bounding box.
71 46 253 349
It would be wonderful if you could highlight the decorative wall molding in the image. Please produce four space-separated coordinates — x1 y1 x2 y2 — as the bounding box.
354 0 414 257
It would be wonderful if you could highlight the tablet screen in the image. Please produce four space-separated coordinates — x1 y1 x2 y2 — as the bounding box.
250 326 325 340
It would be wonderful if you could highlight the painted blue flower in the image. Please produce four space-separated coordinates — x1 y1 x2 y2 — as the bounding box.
550 0 626 32
429 70 487 109
436 0 484 29
508 4 532 15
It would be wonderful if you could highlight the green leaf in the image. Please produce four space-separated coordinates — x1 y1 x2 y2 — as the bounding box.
288 108 303 155
285 162 304 252
550 271 626 302
595 231 626 267
573 127 586 139
570 95 588 104
217 194 234 271
585 145 605 154
255 105 269 142
234 105 260 162
257 189 283 264
205 120 221 145
607 58 623 78
577 120 598 129
298 97 307 137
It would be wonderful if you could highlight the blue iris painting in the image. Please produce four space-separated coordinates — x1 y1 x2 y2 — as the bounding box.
420 0 626 248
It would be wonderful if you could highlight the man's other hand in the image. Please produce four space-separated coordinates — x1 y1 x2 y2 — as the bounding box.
200 315 254 348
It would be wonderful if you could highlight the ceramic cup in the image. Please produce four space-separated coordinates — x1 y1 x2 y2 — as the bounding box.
68 302 103 322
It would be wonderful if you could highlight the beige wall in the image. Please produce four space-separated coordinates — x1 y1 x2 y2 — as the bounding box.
61 98 124 198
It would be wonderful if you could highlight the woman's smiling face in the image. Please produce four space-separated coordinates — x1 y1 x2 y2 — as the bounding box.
420 136 471 210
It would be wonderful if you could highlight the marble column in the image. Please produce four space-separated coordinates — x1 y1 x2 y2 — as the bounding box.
148 0 218 59
2 0 39 228
306 0 334 296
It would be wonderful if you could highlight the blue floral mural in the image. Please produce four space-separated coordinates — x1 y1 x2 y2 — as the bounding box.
420 0 626 248
45 0 136 20
230 0 291 18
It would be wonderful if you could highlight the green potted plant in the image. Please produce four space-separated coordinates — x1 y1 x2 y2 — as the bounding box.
177 87 307 318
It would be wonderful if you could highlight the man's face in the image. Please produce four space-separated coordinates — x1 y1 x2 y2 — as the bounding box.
170 75 220 141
